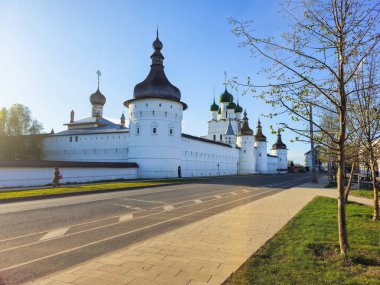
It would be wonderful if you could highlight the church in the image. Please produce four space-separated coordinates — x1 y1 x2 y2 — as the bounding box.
43 32 288 179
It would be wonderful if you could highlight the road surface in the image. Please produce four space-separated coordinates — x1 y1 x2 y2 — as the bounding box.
0 173 310 284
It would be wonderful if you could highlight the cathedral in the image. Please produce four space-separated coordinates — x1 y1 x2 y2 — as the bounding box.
43 32 288 179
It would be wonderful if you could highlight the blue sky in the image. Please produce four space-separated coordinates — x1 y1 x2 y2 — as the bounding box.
0 0 309 163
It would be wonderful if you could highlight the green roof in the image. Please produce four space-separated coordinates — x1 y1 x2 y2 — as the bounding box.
235 102 243 113
210 99 219 111
219 88 233 103
227 101 237 109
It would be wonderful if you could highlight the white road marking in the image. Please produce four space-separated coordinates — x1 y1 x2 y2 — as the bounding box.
193 199 202 204
0 177 310 250
40 228 69 241
0 186 291 273
164 205 174 211
113 204 141 210
122 198 166 204
119 214 134 222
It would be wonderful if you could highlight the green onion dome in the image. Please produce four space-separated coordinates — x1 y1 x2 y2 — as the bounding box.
235 102 243 113
219 88 233 103
227 101 237 109
210 99 219 111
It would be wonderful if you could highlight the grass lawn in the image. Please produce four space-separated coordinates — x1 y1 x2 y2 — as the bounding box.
0 179 188 200
351 189 375 199
224 197 380 285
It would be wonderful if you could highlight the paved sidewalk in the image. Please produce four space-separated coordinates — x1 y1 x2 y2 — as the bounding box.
27 178 372 285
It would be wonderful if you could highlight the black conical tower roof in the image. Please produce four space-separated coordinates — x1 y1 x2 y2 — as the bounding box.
255 119 267 142
238 111 253 136
272 132 287 149
133 31 181 102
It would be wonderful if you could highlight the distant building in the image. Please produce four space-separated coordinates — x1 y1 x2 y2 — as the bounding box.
304 146 326 172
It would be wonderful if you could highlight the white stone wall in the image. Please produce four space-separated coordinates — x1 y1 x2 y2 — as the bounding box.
180 137 239 177
271 149 288 170
0 167 138 188
255 141 268 173
267 156 278 173
127 98 183 178
237 135 256 174
43 132 129 162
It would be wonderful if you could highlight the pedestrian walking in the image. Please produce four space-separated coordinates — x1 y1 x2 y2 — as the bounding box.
52 167 62 187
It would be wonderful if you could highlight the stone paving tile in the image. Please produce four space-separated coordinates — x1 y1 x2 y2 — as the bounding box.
30 178 358 285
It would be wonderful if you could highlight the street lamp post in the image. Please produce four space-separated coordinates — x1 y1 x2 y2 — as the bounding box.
310 104 318 183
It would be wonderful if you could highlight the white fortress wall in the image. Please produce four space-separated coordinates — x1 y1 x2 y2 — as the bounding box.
43 132 129 162
267 155 279 173
181 135 239 177
0 166 138 188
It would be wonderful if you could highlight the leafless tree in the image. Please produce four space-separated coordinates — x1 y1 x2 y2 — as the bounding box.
229 0 380 258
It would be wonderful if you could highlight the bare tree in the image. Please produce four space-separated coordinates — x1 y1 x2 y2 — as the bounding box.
349 51 380 221
229 0 380 258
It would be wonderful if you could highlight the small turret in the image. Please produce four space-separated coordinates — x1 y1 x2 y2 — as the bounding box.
237 110 256 174
210 98 219 121
254 118 268 173
120 112 126 128
255 118 267 142
271 129 288 171
235 100 243 120
90 70 106 117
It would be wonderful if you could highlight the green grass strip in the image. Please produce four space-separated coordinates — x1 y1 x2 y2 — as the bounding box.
351 189 375 199
225 196 380 285
0 179 187 200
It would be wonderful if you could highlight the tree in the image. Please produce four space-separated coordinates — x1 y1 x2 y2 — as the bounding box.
349 51 380 221
229 0 380 258
0 104 44 160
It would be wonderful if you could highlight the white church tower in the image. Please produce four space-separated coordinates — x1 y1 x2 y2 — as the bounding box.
254 119 268 173
271 131 288 170
237 111 256 174
124 31 187 178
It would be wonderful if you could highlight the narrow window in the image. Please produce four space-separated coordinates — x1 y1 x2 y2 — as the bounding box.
159 103 161 107
213 134 216 141
169 128 173 135
153 110 155 116
75 136 78 142
69 137 73 142
165 111 167 117
153 127 157 134
220 134 222 140
137 127 140 134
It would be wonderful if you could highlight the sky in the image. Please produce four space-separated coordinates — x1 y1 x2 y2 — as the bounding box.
0 0 310 164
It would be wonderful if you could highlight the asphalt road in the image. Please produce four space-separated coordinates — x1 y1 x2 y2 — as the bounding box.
0 173 311 284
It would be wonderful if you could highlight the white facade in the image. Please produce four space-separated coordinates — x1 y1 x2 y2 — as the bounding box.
0 166 137 188
35 33 289 182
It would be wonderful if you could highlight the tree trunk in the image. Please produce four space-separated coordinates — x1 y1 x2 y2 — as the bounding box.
344 162 355 203
369 160 379 221
337 146 349 258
